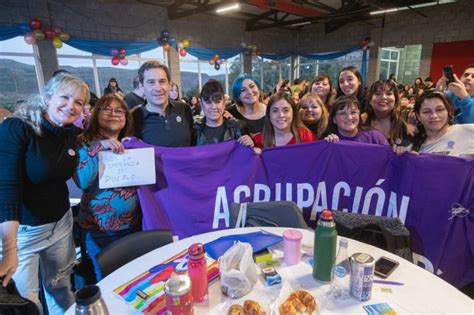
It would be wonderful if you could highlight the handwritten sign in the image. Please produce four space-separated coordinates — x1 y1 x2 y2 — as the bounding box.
98 147 156 189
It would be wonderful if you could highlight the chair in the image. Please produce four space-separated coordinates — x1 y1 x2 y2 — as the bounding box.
230 201 309 229
331 211 412 262
95 230 173 279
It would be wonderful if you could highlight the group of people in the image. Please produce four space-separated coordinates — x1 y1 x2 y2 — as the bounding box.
0 59 473 314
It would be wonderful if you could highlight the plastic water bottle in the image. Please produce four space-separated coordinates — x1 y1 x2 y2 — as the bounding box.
313 209 337 282
187 243 208 303
330 239 351 300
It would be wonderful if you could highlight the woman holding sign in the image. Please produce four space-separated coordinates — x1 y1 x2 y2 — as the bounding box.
74 94 140 281
0 73 89 313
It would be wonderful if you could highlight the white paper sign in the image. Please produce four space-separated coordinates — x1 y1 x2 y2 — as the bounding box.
98 147 156 189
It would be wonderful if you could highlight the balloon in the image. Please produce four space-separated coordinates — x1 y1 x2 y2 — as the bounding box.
177 42 184 50
169 37 176 45
23 32 36 45
120 58 128 66
241 41 247 49
179 48 187 57
161 36 168 43
29 17 42 30
52 37 63 49
19 23 31 33
182 39 190 49
33 29 45 41
161 30 169 37
118 48 126 55
110 48 119 57
214 63 221 70
111 56 120 66
163 42 170 51
59 32 70 41
217 59 223 65
44 28 56 39
209 59 215 65
53 26 63 34
213 54 220 60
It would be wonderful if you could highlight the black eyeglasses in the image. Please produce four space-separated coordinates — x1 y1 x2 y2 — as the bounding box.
100 106 126 117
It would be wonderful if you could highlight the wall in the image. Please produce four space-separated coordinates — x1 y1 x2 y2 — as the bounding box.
297 0 474 84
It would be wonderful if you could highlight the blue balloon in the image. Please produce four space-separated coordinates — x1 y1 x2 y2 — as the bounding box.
161 30 169 37
18 23 31 33
169 37 176 45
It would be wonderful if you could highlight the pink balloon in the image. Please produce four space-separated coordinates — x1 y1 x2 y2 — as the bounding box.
179 48 187 57
111 56 120 66
209 59 215 65
120 58 128 66
24 32 36 45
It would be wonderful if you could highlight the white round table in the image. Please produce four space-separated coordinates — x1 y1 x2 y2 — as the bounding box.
66 227 472 314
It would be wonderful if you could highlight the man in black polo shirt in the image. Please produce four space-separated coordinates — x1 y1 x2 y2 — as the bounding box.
133 61 194 147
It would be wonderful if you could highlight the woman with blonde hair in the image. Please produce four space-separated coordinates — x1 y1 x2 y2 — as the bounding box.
0 73 89 313
298 93 328 139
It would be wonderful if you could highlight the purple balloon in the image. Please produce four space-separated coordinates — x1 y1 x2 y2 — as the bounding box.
110 48 119 57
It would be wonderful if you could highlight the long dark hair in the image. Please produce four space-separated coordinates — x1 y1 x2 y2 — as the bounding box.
80 95 134 142
262 92 307 148
336 66 365 99
412 91 454 151
365 80 410 144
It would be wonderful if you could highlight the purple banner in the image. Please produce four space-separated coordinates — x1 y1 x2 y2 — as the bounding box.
125 138 474 288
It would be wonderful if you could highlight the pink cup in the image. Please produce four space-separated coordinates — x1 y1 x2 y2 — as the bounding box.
283 229 303 266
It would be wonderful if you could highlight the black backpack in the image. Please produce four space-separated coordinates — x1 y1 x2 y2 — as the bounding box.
0 279 39 315
332 211 413 262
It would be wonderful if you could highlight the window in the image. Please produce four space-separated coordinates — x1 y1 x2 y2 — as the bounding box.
0 36 43 111
179 53 242 98
295 51 367 86
57 44 166 98
378 48 399 81
252 56 291 93
377 45 421 85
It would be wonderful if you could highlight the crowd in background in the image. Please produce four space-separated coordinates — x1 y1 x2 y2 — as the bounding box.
0 60 473 313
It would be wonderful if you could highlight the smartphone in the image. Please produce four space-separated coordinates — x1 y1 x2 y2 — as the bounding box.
443 65 455 84
374 256 399 278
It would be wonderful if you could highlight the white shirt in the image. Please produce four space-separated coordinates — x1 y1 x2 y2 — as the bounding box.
420 124 474 157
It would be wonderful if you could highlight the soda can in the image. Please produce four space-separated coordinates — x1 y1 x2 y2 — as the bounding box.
350 253 374 301
164 273 194 315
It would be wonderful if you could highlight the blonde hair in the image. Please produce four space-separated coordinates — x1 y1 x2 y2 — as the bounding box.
14 73 90 135
298 93 328 139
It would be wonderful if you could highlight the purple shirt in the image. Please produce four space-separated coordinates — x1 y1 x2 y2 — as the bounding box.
338 129 389 145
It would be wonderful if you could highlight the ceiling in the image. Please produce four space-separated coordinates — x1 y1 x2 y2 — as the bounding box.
137 0 449 32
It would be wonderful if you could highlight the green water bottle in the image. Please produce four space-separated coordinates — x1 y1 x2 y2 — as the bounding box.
313 209 337 283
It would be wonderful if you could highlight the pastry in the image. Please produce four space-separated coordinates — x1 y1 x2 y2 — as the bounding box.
228 304 245 315
243 299 266 315
279 290 317 315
